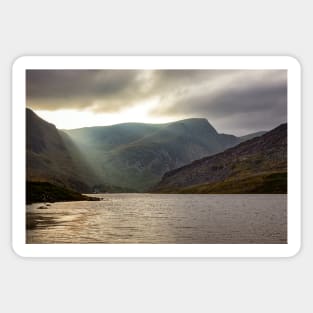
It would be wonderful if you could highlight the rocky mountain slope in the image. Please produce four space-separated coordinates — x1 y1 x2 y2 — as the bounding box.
152 124 287 193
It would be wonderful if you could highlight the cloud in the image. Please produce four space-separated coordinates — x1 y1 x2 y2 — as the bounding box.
149 70 287 134
26 69 287 134
27 70 150 112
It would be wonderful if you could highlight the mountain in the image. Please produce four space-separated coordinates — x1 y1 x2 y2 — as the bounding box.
239 131 267 142
152 124 287 193
26 108 100 192
27 108 269 193
64 118 244 191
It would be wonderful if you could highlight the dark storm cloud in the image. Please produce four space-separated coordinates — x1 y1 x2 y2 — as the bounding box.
26 69 244 111
26 70 148 111
26 69 287 134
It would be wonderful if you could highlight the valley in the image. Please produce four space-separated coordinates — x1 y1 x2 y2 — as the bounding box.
26 108 286 202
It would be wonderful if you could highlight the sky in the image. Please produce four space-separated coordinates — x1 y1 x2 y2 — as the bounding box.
26 69 287 136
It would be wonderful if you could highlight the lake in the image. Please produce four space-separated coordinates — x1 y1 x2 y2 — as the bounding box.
26 194 287 244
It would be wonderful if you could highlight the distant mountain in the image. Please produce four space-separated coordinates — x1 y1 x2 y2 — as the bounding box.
26 108 100 192
65 118 245 191
239 131 267 142
152 124 287 193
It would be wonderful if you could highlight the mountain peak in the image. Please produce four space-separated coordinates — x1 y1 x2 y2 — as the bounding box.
169 117 218 135
173 117 212 126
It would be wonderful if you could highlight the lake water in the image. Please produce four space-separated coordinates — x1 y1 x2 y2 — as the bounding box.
26 194 287 244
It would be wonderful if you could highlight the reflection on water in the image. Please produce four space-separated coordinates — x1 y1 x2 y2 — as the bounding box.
26 194 287 244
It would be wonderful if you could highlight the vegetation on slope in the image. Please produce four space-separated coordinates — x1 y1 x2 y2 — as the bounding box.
163 172 287 194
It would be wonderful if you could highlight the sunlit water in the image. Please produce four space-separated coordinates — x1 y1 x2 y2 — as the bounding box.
26 194 287 244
